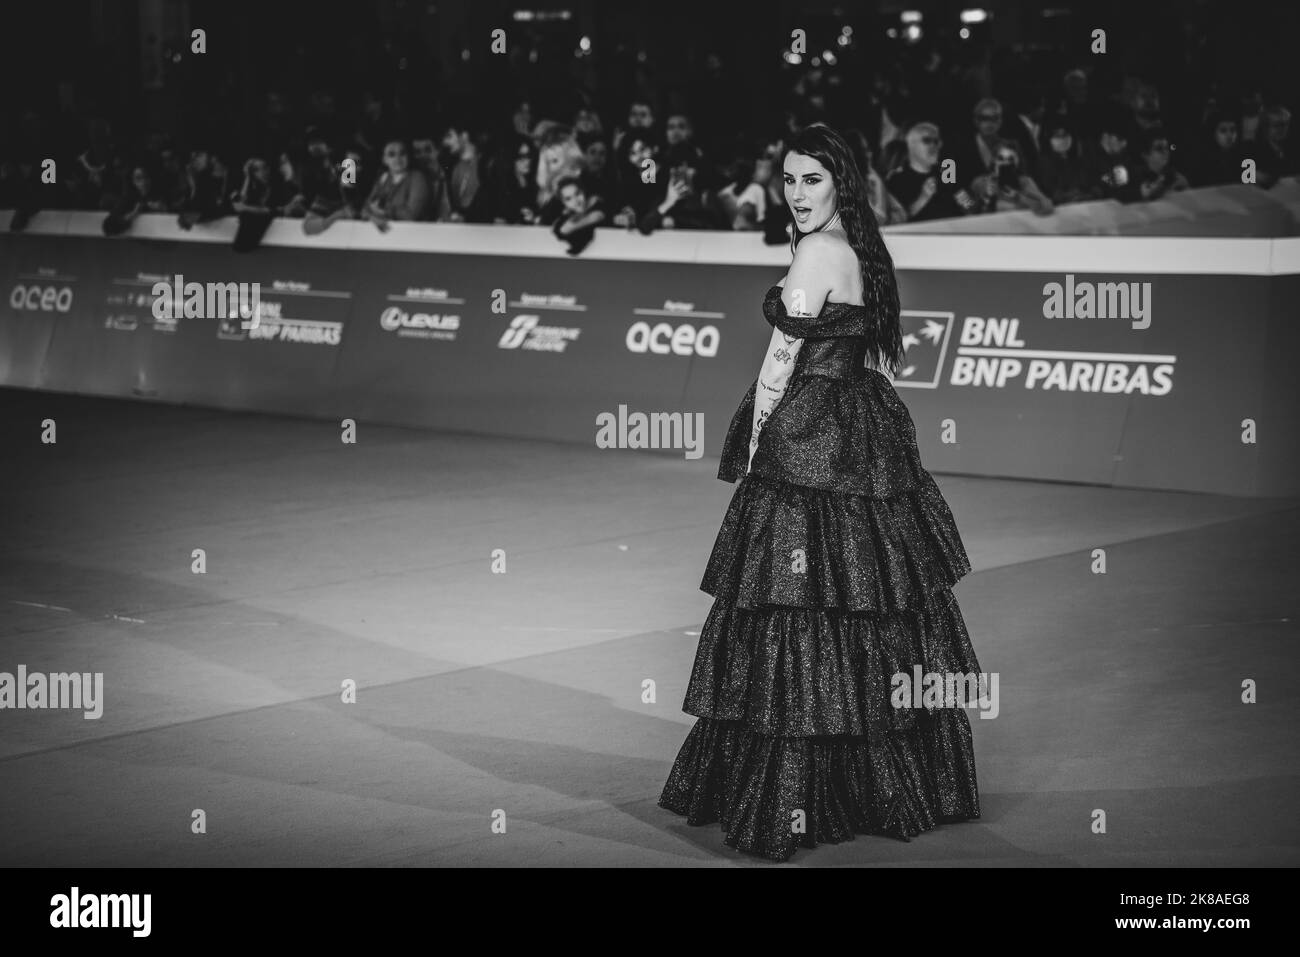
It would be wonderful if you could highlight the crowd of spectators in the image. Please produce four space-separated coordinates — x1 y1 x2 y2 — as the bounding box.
2 35 1296 252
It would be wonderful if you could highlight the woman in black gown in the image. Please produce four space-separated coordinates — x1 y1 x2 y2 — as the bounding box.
658 122 982 861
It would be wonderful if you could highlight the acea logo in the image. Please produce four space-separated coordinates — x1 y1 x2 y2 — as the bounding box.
9 282 74 313
625 321 719 357
499 314 581 352
627 298 722 357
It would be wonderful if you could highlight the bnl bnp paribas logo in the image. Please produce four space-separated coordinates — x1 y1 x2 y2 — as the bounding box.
896 274 1172 395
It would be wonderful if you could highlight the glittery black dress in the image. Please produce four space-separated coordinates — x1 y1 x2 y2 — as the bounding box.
658 283 981 861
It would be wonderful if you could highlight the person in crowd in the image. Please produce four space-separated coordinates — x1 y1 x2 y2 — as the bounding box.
951 98 1011 196
71 117 117 210
100 154 133 212
1 156 42 229
300 128 337 208
907 41 962 136
877 136 909 178
102 164 169 236
843 126 908 224
256 89 295 159
511 100 534 138
716 152 773 230
1124 128 1190 202
273 152 310 218
1035 117 1094 205
663 113 699 155
1086 111 1136 202
535 128 587 226
885 122 979 222
305 88 344 150
302 152 362 235
1129 82 1166 138
577 133 618 210
636 147 728 232
489 135 541 224
440 122 487 222
1006 86 1048 174
1254 105 1296 188
361 139 431 231
210 155 234 209
1059 67 1101 143
864 66 911 158
177 148 229 229
611 133 661 228
153 141 188 209
1187 110 1245 186
612 99 659 160
865 160 909 225
737 140 795 244
1238 89 1266 144
551 174 607 254
339 148 371 213
411 136 454 221
230 156 278 251
758 169 793 243
573 107 604 139
657 127 708 190
66 149 110 210
971 140 1054 215
352 91 391 157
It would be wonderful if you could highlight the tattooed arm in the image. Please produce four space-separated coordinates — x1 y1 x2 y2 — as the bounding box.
749 236 841 471
748 322 803 470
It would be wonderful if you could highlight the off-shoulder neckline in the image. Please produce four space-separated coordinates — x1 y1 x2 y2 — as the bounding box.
766 283 868 312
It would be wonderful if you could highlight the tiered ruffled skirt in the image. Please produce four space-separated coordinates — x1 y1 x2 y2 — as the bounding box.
658 370 982 861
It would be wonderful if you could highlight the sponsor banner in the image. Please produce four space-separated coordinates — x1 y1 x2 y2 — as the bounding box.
891 269 1278 494
0 235 78 388
329 255 706 445
6 235 355 415
0 228 1295 496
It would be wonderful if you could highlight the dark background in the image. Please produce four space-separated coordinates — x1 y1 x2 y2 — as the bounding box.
4 0 1298 161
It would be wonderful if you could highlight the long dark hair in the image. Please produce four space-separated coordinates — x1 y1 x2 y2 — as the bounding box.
783 122 903 377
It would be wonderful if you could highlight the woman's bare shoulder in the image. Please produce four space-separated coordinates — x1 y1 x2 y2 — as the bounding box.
783 234 859 297
795 232 857 269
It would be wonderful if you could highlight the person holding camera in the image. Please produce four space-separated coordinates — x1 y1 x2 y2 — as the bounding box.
884 122 980 222
636 148 729 232
971 140 1053 215
1127 129 1190 203
1086 112 1137 202
610 134 662 229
